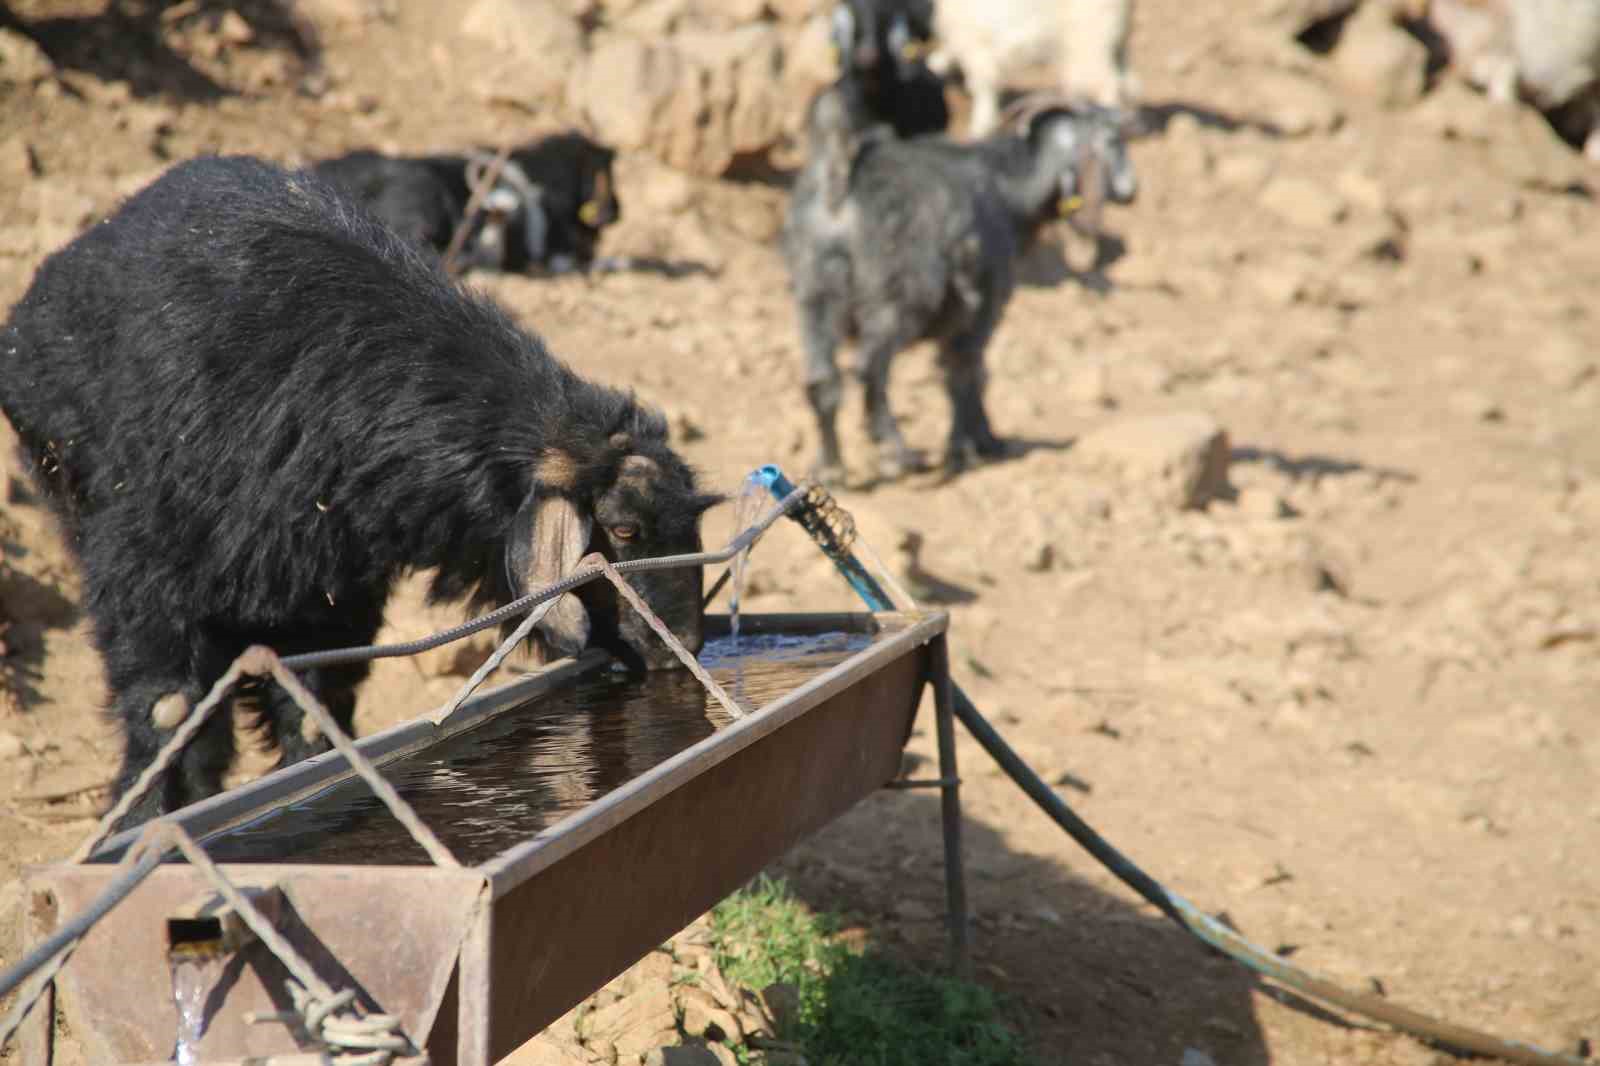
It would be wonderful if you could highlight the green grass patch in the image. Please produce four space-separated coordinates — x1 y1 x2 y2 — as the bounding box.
710 876 1032 1066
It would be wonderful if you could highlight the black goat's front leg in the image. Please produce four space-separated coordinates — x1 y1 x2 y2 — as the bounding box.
859 333 928 480
99 618 238 831
939 337 1005 472
263 659 368 769
800 301 848 485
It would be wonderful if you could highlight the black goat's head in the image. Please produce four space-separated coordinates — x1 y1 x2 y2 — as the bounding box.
508 133 621 271
508 414 722 672
1020 101 1140 233
831 0 938 84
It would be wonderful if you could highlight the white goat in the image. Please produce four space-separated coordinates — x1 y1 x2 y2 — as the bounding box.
1426 0 1600 159
927 0 1139 137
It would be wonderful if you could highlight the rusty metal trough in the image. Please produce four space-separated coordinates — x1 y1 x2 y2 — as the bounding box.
21 609 950 1065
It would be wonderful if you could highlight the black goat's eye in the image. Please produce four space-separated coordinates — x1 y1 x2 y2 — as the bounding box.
611 523 640 542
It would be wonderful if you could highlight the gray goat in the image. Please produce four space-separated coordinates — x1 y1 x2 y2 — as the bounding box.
782 83 1137 483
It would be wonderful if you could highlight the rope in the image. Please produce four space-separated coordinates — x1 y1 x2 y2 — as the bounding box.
280 485 806 672
73 649 275 862
260 653 461 868
435 593 565 721
151 821 412 1063
592 557 747 721
0 829 167 1043
441 144 512 276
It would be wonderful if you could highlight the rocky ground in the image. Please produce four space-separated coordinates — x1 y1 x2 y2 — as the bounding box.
2 0 1599 1064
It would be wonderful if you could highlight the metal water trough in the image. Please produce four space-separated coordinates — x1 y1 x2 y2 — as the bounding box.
20 609 951 1066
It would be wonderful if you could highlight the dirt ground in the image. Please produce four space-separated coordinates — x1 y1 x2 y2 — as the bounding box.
2 1 1598 1064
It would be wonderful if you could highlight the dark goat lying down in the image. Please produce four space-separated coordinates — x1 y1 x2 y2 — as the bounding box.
0 155 716 830
312 131 621 273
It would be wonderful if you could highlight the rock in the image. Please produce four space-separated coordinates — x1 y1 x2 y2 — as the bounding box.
1260 175 1347 228
1412 81 1587 189
0 731 27 760
1334 167 1388 214
1075 412 1232 511
616 1023 684 1063
678 986 744 1043
1331 3 1428 108
501 1031 589 1064
1237 486 1291 519
571 35 685 158
641 166 698 213
1256 0 1358 37
583 985 678 1051
0 136 38 181
20 181 96 229
218 9 256 45
617 950 676 995
785 14 839 108
1247 72 1343 136
768 0 814 21
0 28 55 85
759 983 801 1034
572 25 791 177
461 0 585 107
1212 151 1275 190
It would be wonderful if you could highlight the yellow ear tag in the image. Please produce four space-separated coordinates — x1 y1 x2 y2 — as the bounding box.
1059 195 1085 218
579 201 601 225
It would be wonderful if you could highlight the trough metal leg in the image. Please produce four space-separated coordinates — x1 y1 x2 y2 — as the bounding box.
930 635 969 976
457 899 494 1066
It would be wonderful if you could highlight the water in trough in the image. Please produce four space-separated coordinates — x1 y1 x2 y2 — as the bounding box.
193 629 877 867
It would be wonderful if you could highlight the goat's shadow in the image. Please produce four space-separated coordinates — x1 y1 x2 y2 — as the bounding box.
0 515 80 714
844 433 1074 496
1017 233 1126 295
1231 446 1417 486
5 0 321 103
771 764 1299 1064
1133 100 1287 140
589 256 721 281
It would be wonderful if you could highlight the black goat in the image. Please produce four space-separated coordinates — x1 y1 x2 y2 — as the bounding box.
783 83 1137 483
312 132 621 274
0 154 716 830
829 0 949 138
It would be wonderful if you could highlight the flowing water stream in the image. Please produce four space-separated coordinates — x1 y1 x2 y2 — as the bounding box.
168 948 226 1065
726 472 770 649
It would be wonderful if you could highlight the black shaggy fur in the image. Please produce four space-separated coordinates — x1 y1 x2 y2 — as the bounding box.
0 154 714 830
312 131 621 273
830 0 949 138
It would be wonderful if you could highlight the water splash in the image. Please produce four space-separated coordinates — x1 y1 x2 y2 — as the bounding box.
169 947 225 1065
727 473 770 649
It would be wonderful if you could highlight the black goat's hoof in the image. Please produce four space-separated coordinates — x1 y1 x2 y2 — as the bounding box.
811 461 847 488
876 447 929 481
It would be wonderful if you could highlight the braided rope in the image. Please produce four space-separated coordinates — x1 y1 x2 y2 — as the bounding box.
593 557 747 721
155 822 412 1062
72 650 273 862
261 653 460 868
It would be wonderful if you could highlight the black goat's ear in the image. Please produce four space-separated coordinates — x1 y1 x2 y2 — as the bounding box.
508 491 593 664
693 492 726 515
